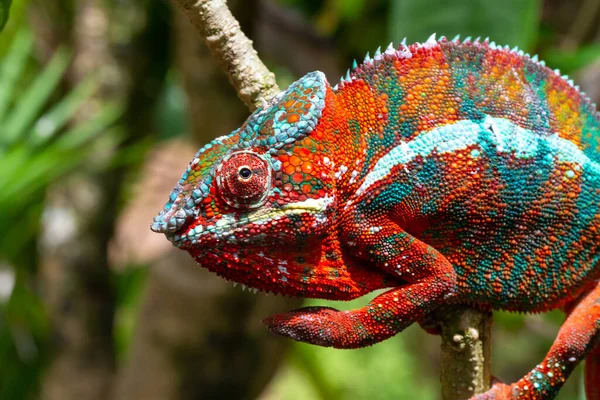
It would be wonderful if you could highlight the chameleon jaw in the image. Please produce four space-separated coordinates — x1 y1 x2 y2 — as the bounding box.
168 195 336 247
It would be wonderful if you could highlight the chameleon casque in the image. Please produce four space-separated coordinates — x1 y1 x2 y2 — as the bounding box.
151 34 600 399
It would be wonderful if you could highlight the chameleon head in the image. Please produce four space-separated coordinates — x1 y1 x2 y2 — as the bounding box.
150 71 361 297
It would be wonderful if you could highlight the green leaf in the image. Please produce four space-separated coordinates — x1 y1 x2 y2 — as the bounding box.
0 0 12 33
389 0 541 51
53 101 123 151
3 47 70 144
29 73 101 146
0 29 32 123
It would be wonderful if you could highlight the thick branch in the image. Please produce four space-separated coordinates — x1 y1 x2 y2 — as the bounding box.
171 0 280 110
435 306 492 400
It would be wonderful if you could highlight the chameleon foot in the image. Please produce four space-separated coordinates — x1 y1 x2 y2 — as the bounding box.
263 306 369 348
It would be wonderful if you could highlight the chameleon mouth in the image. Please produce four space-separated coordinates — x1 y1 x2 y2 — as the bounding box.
168 195 335 246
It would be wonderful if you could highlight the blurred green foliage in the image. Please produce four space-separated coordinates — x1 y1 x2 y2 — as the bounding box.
112 266 148 361
545 44 600 74
153 72 189 141
389 0 540 50
0 0 11 32
0 30 122 262
0 27 122 398
0 0 29 54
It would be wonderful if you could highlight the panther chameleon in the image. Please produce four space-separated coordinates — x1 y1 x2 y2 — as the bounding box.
151 34 600 399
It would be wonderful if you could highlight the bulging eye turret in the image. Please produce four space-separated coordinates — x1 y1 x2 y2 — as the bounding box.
216 151 272 209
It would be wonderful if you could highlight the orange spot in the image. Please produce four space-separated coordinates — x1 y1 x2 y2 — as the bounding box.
291 173 304 184
301 162 313 173
289 156 302 166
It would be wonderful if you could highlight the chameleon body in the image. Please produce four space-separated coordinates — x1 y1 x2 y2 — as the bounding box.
152 35 600 399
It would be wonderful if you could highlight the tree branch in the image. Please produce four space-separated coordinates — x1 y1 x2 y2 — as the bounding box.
435 306 492 399
170 0 280 110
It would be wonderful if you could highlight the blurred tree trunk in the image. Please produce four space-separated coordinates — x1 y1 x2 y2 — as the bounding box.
113 3 301 399
36 1 170 399
37 2 118 398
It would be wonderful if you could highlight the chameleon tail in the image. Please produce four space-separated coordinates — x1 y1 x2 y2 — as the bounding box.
586 346 600 400
472 282 600 400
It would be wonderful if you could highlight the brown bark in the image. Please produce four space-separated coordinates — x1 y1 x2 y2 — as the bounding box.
436 306 493 400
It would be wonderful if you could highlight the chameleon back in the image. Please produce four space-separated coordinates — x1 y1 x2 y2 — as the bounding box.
333 36 600 311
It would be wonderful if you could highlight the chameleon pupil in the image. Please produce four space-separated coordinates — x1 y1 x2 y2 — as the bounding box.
239 166 252 179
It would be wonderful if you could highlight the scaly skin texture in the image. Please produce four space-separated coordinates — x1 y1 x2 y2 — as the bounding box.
152 35 600 399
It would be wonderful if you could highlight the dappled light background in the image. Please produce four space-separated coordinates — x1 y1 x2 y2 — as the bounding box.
0 0 599 399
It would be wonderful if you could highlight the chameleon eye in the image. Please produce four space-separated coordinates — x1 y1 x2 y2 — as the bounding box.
216 151 272 209
238 166 252 179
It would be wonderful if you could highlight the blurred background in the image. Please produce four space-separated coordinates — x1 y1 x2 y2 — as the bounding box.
0 0 599 399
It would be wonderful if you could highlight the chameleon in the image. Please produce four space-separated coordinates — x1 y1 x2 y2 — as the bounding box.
151 34 600 399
